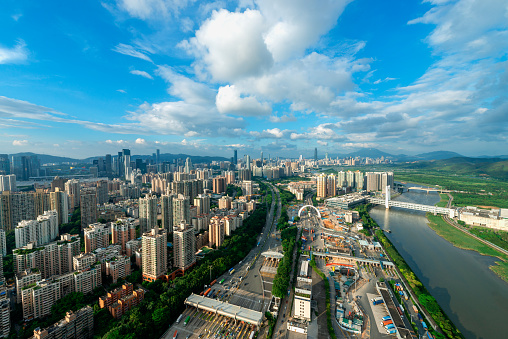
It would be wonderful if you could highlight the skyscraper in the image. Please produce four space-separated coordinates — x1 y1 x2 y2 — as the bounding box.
245 155 251 170
141 228 167 282
173 222 196 271
314 148 318 161
84 223 109 253
111 218 136 254
50 188 69 225
80 187 97 230
0 155 9 175
161 194 174 232
139 195 158 233
233 150 238 167
156 149 160 164
96 180 109 205
64 179 80 211
173 194 190 226
193 194 210 215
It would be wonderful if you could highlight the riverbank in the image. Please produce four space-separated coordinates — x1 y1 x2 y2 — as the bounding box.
374 228 463 339
426 214 508 283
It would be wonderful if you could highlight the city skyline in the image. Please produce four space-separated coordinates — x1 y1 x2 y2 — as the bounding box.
1 0 507 158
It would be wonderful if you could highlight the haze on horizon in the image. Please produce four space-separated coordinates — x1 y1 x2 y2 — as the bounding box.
1 0 507 159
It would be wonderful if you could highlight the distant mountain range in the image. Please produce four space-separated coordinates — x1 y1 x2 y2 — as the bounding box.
327 148 508 162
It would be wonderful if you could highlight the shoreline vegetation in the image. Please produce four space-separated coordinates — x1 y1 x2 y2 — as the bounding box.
358 206 462 339
426 214 508 283
373 228 463 339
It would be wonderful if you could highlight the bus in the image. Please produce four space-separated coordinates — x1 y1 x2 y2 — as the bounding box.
184 316 190 326
229 268 235 275
219 279 225 284
176 314 183 324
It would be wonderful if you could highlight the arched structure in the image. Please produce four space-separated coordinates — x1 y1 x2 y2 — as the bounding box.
298 205 321 219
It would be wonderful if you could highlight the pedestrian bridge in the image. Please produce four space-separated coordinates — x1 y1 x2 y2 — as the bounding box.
366 197 456 218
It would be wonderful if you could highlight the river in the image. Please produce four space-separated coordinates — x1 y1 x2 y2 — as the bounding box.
369 187 508 339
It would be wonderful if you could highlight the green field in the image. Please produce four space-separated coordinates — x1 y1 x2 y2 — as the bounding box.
469 228 508 252
426 214 508 282
436 193 450 207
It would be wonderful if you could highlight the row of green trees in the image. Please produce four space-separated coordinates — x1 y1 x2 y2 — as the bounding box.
271 197 297 298
278 188 296 206
309 259 336 339
100 203 268 338
375 229 463 339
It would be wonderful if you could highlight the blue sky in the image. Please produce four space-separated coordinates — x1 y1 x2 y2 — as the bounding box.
1 0 507 158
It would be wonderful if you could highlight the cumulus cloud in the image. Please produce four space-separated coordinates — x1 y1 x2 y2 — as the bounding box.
130 70 153 79
181 9 273 82
216 85 271 116
0 40 28 64
12 140 28 146
157 66 215 105
135 138 147 144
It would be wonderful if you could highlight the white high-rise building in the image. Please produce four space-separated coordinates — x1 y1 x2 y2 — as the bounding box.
64 179 80 210
161 194 174 232
193 194 210 215
50 188 69 225
173 194 190 226
139 195 158 233
142 228 167 282
15 210 59 248
173 222 196 271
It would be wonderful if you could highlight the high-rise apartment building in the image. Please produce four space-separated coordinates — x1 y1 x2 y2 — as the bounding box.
64 179 80 210
141 228 167 282
173 222 196 271
31 305 93 339
139 195 158 233
0 155 9 175
326 174 337 197
21 279 61 320
225 171 235 184
193 194 210 215
242 181 253 196
96 180 109 205
15 210 59 248
0 230 5 257
15 269 42 303
0 297 9 338
0 191 36 231
161 194 173 232
111 218 136 253
105 255 131 284
14 235 80 279
316 174 327 199
208 216 224 248
212 177 226 194
84 223 109 253
50 188 69 225
80 187 97 230
173 194 190 226
218 196 232 210
0 174 16 192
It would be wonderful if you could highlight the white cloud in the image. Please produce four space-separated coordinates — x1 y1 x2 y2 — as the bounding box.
268 114 297 123
113 43 152 62
0 40 28 64
12 140 28 146
157 66 215 105
181 9 273 82
317 140 328 146
117 89 127 93
259 0 351 62
135 138 147 144
130 70 153 79
216 85 271 116
115 0 192 20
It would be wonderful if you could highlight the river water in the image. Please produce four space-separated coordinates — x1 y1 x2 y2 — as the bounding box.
369 187 508 339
